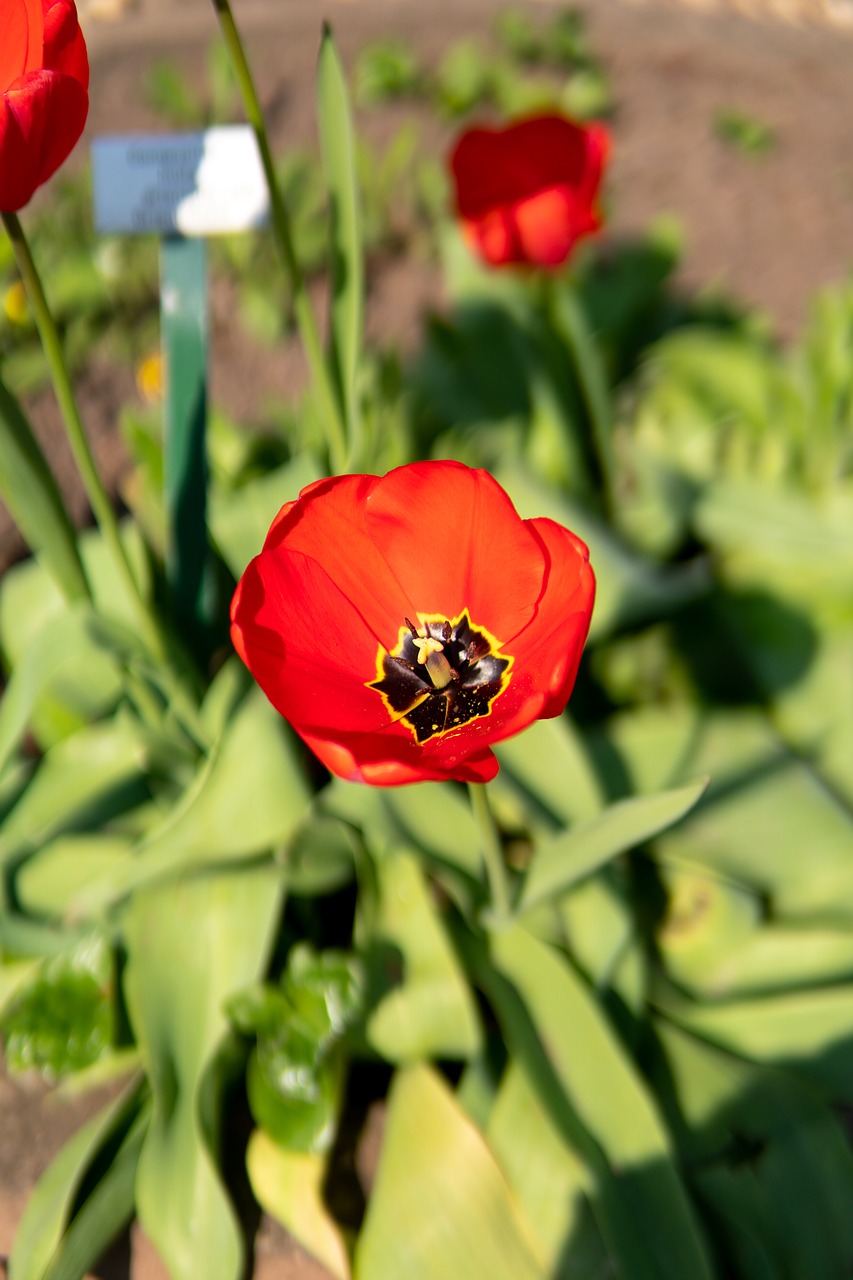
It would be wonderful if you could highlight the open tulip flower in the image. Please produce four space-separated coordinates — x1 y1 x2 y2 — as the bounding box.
449 112 608 270
0 0 89 212
231 461 595 786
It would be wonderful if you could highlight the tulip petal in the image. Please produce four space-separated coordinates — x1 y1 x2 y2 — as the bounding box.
364 460 545 644
231 548 401 737
261 474 418 644
0 69 87 210
450 114 608 271
302 728 499 787
0 0 44 87
507 518 595 720
43 0 89 87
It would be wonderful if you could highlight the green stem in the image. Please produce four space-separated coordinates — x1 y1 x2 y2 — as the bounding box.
467 782 511 924
547 277 617 515
211 0 348 472
2 210 166 660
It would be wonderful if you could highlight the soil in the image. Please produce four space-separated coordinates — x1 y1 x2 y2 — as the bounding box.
1 0 852 1275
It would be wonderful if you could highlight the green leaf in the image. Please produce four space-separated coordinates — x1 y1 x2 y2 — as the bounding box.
495 714 604 827
0 373 89 603
361 851 480 1062
519 777 708 914
92 682 311 906
487 1063 611 1278
241 945 362 1154
0 715 148 873
9 1075 145 1280
484 924 714 1280
354 1064 548 1280
658 985 853 1101
42 1105 148 1280
0 524 152 747
1 932 114 1079
247 1131 351 1279
0 608 117 779
123 863 285 1280
655 1020 853 1279
318 25 364 453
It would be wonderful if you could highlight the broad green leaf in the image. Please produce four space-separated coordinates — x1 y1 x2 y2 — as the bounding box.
0 525 151 746
380 780 482 890
9 1075 144 1280
694 479 853 606
0 374 89 603
658 986 853 1100
485 924 714 1280
557 869 635 991
284 815 357 896
519 777 708 914
0 715 147 871
361 851 480 1062
123 863 285 1280
0 608 119 779
318 25 363 452
42 1105 148 1280
16 833 134 923
487 1063 611 1279
247 1131 350 1280
354 1064 548 1280
93 684 311 905
495 714 604 827
655 1020 853 1279
608 706 853 916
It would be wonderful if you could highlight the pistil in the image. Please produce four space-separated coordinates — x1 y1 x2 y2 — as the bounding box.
412 635 455 689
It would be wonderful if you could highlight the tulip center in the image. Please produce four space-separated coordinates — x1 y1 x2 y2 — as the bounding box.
369 612 512 744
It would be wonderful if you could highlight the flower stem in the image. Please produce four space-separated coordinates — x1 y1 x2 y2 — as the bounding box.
210 0 348 473
467 782 511 924
547 277 617 515
1 210 166 660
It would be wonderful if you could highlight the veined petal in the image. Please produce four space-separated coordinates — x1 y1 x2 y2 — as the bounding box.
0 70 87 210
42 0 88 86
231 549 393 736
302 728 499 787
364 460 545 644
0 0 44 87
261 473 418 643
508 517 595 719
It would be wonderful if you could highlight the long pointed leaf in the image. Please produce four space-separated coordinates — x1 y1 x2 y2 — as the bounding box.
519 777 708 914
317 25 363 455
123 864 285 1280
0 374 89 603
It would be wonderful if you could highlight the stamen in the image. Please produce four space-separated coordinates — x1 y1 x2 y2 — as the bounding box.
412 635 455 689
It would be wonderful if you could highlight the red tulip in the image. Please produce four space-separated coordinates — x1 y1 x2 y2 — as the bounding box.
231 461 595 786
0 0 89 212
449 113 608 270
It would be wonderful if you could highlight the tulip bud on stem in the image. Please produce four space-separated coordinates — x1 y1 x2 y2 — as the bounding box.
467 781 512 925
210 0 348 474
0 209 167 662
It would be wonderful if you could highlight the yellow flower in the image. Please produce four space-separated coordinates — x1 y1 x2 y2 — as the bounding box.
3 281 28 326
136 352 164 404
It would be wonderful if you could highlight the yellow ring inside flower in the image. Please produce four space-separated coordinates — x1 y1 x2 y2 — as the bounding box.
369 611 513 744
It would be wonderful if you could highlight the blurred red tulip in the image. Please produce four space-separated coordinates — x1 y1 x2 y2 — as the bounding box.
0 0 89 212
449 113 609 269
231 460 595 786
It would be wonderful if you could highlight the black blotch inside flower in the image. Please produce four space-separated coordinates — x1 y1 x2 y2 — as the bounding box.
370 613 511 744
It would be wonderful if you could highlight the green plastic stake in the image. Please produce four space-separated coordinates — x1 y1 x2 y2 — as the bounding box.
160 235 210 636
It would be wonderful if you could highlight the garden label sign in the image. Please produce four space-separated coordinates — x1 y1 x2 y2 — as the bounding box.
91 126 269 631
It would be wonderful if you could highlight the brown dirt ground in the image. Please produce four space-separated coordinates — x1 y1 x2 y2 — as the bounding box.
2 0 853 1275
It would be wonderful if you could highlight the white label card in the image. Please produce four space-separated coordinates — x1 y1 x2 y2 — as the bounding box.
91 126 269 236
